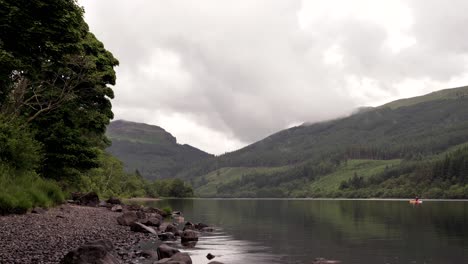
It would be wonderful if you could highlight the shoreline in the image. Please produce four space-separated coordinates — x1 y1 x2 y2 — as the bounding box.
124 197 161 202
0 203 206 264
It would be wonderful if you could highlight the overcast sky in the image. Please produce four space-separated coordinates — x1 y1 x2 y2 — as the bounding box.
80 0 468 155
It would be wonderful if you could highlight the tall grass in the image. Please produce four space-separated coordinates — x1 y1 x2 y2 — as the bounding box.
0 166 64 215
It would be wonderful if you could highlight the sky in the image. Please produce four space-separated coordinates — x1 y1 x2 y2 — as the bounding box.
79 0 468 155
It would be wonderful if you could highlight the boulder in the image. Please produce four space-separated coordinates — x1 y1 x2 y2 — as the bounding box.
99 201 108 207
165 224 179 235
157 244 180 260
136 211 146 219
111 205 123 212
142 217 161 227
136 250 158 259
183 222 195 231
169 252 192 264
195 223 208 230
206 253 215 260
106 197 122 205
61 239 120 264
158 232 176 241
117 212 138 226
201 227 214 232
130 222 158 235
125 204 142 211
71 192 100 207
142 206 165 215
181 230 199 242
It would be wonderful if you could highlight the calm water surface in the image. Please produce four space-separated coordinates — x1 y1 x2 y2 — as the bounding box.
141 199 468 264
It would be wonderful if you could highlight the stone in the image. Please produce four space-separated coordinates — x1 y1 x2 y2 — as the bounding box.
157 244 180 260
60 239 120 264
71 192 100 207
164 224 179 235
106 197 122 205
195 223 208 230
159 232 176 241
142 217 161 227
137 250 158 259
169 252 192 264
136 211 146 219
31 207 46 214
125 204 142 211
181 230 199 242
130 222 158 235
206 253 215 260
183 222 195 231
99 201 108 207
117 212 138 226
201 227 214 232
111 205 123 212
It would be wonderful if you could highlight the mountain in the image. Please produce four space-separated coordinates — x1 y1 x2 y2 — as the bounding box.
106 120 213 180
179 86 468 198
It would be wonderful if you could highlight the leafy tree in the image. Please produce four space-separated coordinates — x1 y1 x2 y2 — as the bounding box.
0 0 118 180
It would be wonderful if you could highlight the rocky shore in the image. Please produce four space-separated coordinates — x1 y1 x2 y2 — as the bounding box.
0 195 218 264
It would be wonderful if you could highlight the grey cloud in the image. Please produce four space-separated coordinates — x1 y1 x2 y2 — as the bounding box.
81 0 468 150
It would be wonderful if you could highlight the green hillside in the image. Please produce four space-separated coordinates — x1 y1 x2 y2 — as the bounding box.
182 86 468 198
106 120 213 180
380 86 468 109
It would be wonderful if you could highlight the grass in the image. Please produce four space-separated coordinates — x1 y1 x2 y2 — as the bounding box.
0 166 65 215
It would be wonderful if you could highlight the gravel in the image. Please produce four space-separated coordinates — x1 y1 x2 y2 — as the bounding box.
0 204 159 264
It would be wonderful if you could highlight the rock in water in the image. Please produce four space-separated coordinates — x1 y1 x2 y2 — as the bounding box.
183 222 195 231
195 223 208 230
181 230 199 242
206 253 215 260
164 224 179 235
169 252 192 264
116 212 138 226
158 232 176 241
157 244 180 260
61 239 120 264
130 222 158 235
142 217 161 227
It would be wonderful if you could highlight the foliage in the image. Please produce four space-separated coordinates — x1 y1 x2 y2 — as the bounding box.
0 165 64 215
0 0 118 180
162 206 172 215
79 151 194 198
0 116 42 171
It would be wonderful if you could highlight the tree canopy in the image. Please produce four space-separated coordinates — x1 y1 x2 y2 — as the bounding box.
0 0 118 181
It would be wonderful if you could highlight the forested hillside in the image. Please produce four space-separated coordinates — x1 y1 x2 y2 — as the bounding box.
184 86 468 198
106 120 213 179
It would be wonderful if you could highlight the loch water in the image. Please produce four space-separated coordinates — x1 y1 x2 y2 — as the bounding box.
140 199 468 264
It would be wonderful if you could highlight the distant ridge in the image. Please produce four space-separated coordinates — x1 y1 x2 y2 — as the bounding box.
106 120 213 180
380 86 468 110
175 85 468 198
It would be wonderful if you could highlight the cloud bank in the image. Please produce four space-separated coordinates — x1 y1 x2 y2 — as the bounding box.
80 0 468 154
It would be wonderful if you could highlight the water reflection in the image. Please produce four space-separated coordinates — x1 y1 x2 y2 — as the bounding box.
140 199 468 264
